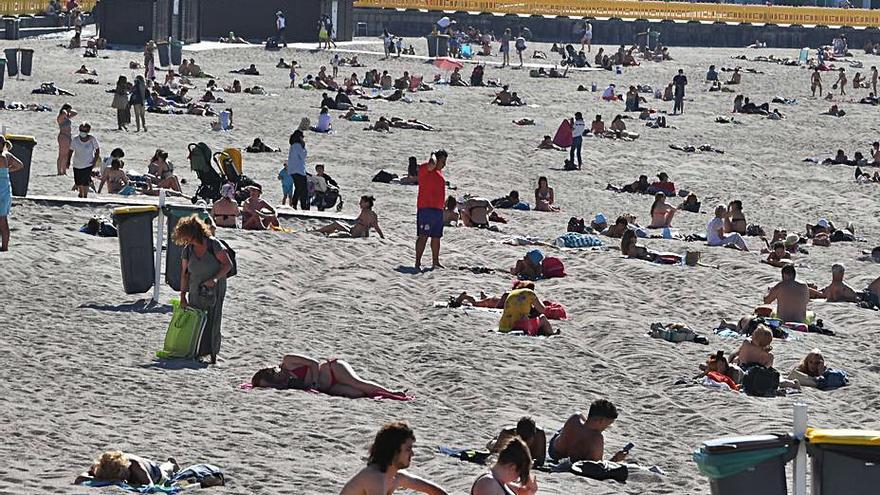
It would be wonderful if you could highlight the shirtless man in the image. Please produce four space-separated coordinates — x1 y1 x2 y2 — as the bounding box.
241 185 279 230
763 265 822 323
547 399 628 463
486 417 547 467
492 85 512 106
811 68 822 97
339 422 447 495
822 263 859 302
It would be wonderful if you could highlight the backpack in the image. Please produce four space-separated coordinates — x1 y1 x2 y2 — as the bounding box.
567 217 586 234
563 159 578 171
372 170 398 183
742 366 780 397
542 257 566 278
570 460 628 483
816 369 848 390
208 238 237 277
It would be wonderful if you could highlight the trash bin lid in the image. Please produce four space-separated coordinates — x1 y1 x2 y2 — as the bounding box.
701 434 792 453
4 134 36 143
113 205 159 215
807 428 880 446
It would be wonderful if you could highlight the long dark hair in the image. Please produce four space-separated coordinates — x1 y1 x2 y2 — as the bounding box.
649 192 664 216
620 229 636 255
496 437 532 484
368 422 415 472
290 130 305 148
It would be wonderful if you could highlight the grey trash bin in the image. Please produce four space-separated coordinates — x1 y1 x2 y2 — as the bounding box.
156 41 170 67
112 205 159 294
4 48 17 76
4 18 19 40
807 431 880 495
426 34 449 58
164 206 210 291
19 48 33 77
5 134 36 197
693 434 796 495
170 39 183 66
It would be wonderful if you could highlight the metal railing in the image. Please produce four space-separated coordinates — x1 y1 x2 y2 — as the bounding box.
353 0 880 27
0 0 96 16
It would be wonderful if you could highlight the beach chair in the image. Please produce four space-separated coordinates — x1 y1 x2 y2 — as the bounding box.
188 142 224 204
408 75 423 92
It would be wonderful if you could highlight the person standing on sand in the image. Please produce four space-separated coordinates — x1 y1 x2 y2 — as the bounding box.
835 68 847 96
339 422 448 495
56 103 77 175
570 112 585 169
69 122 100 198
130 75 147 132
0 136 24 252
415 149 448 270
144 40 156 80
287 130 309 210
672 68 687 115
811 68 823 97
581 21 592 52
500 28 511 68
111 75 130 131
275 11 287 47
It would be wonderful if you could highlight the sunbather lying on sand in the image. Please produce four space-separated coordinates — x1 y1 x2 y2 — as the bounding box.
487 417 547 467
74 451 224 488
314 195 384 238
606 175 649 194
620 230 682 264
251 354 405 398
537 135 564 150
697 350 743 389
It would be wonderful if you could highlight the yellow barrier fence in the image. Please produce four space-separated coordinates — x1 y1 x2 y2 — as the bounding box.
0 0 96 16
353 0 880 27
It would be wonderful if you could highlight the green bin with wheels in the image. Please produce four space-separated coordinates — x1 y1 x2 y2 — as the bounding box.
164 206 210 291
4 134 36 197
170 39 183 66
0 58 5 89
156 40 170 67
112 205 158 294
693 434 797 495
806 428 880 495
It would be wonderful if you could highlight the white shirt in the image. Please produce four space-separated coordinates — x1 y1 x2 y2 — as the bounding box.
276 16 285 30
316 113 332 132
584 23 592 37
314 175 328 193
706 216 725 246
571 119 585 138
71 136 99 169
602 86 615 99
100 156 114 178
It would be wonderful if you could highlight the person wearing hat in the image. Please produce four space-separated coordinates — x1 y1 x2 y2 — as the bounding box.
590 213 607 232
211 182 240 228
242 185 279 230
512 249 544 281
648 172 675 196
275 11 287 47
415 150 448 270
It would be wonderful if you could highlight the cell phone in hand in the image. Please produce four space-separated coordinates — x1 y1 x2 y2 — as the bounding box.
622 442 635 453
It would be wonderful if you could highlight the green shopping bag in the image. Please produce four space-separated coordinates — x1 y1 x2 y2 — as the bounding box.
156 305 207 359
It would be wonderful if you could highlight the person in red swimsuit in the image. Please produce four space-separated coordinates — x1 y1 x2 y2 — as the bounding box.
251 354 406 399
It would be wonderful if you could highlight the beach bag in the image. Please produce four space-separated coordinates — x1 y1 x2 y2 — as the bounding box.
567 217 587 234
570 460 628 483
742 366 780 397
542 257 566 278
816 369 848 390
542 301 567 320
208 238 237 277
156 306 207 359
372 170 398 183
563 159 578 171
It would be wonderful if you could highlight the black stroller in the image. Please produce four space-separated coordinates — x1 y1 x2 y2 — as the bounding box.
188 142 224 203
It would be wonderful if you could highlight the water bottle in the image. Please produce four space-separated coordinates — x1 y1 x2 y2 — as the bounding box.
590 82 597 92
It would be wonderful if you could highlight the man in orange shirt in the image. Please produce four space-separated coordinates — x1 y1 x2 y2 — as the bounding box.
415 150 448 270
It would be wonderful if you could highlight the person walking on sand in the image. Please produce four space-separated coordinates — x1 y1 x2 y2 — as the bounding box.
672 68 687 115
811 68 823 97
69 122 100 198
340 422 448 495
111 75 130 131
0 136 24 251
287 130 309 210
130 75 147 132
415 149 448 270
581 21 592 52
570 112 585 169
56 103 77 175
835 68 847 96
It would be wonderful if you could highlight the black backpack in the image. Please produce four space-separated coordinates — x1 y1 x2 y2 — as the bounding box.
742 366 779 397
208 238 237 277
563 159 578 171
372 170 398 183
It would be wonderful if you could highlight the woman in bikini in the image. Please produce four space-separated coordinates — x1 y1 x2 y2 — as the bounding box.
470 437 537 495
315 195 384 238
648 192 676 228
620 229 682 264
251 354 405 399
725 199 747 235
56 104 77 175
534 176 559 212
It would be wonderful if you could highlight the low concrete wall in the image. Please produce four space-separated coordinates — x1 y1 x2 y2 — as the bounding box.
352 8 880 49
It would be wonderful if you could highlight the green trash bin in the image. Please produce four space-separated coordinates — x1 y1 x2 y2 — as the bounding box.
693 434 796 495
4 134 36 197
112 205 159 294
156 41 170 67
170 39 183 66
164 206 210 291
0 58 5 89
806 428 880 495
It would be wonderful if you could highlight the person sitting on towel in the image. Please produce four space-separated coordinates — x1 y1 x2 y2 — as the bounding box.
486 416 547 467
497 280 555 335
251 354 405 398
75 451 180 487
547 399 628 463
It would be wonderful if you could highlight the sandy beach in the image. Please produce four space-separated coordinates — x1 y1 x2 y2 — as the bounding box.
0 26 879 494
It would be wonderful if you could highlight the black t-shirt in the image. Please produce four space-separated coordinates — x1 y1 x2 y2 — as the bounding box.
673 74 687 95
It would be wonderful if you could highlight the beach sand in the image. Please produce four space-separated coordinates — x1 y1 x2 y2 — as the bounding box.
0 28 879 494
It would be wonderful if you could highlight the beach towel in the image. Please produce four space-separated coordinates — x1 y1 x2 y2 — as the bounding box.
552 119 573 148
77 464 223 494
554 232 603 248
79 480 179 494
438 446 491 464
239 382 413 401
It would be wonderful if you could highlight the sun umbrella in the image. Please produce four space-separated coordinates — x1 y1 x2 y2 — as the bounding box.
433 57 463 71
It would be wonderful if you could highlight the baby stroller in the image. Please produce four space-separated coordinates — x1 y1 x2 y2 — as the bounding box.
188 142 224 203
213 147 257 202
307 174 343 211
